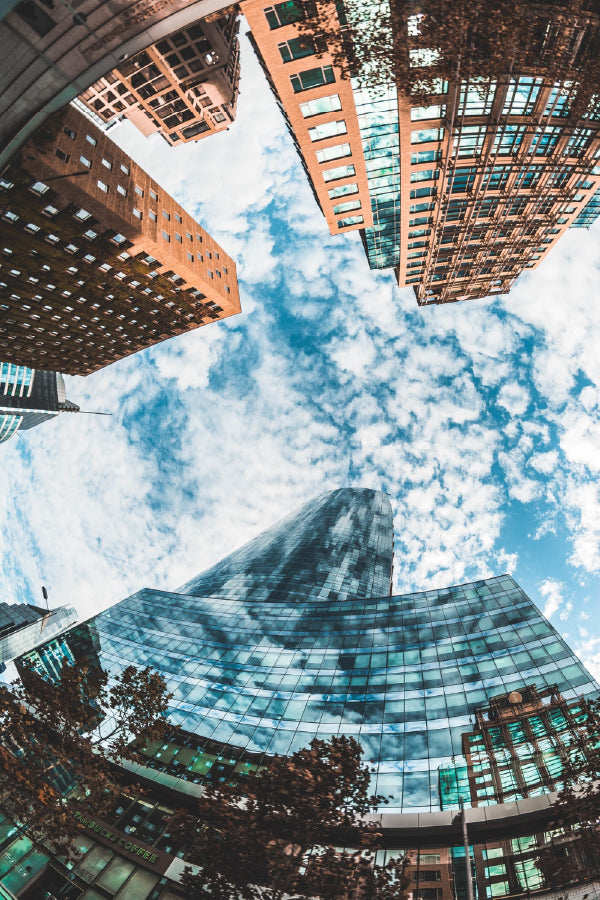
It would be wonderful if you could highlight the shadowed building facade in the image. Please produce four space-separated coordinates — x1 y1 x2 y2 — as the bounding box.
0 105 240 376
8 488 600 897
241 1 600 304
0 363 79 444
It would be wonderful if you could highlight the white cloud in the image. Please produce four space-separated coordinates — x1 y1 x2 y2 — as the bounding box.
539 579 564 620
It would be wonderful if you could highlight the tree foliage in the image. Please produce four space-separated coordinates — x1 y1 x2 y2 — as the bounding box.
302 0 600 108
536 697 600 887
0 659 172 860
172 735 409 900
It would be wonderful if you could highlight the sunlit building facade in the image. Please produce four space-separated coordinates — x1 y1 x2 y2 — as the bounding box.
0 105 240 376
242 1 600 304
8 488 600 897
78 13 241 146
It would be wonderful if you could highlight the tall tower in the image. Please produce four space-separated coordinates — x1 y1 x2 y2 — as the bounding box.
17 488 597 813
0 363 79 445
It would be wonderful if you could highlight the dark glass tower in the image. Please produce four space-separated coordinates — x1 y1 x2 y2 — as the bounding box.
18 488 598 814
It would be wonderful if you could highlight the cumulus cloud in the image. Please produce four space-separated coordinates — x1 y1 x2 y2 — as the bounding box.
3 21 600 692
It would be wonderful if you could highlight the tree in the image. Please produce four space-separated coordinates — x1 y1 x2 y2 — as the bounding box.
171 735 409 900
535 696 600 888
0 657 172 861
300 0 600 110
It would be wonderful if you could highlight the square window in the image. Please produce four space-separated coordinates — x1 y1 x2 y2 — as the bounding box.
120 163 130 175
117 185 127 196
133 208 142 219
80 155 91 168
97 180 108 193
30 181 49 195
162 231 170 242
64 127 76 139
187 251 193 261
197 252 203 262
175 213 182 223
208 270 213 278
223 265 228 274
186 231 193 241
135 185 144 197
196 233 202 242
163 210 170 220
55 148 70 163
175 232 182 243
149 210 157 221
86 135 97 146
102 158 112 169
74 208 91 220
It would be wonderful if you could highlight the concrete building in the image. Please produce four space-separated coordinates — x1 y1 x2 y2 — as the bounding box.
4 489 599 897
78 12 241 145
0 0 237 170
0 363 79 444
0 105 240 376
241 1 600 304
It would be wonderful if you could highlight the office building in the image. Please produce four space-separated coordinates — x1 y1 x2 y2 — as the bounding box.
0 601 77 674
78 12 241 146
5 488 598 897
241 1 600 303
0 363 79 445
0 0 236 168
0 105 240 376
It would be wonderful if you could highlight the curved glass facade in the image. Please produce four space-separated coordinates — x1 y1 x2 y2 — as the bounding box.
19 489 598 814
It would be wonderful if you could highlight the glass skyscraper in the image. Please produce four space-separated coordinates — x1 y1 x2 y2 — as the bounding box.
19 488 598 815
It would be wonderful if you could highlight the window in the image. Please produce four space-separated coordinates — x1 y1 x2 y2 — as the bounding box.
265 1 309 29
278 36 318 62
150 189 158 200
175 233 182 243
149 210 157 221
30 181 49 195
290 66 334 93
135 185 144 197
162 231 170 242
328 183 358 199
80 155 91 168
208 270 213 278
163 211 170 220
197 252 203 262
316 142 351 163
186 232 193 241
308 120 347 141
411 104 445 120
117 185 127 196
101 158 112 169
300 93 342 118
337 214 363 227
133 208 142 219
411 127 444 143
86 134 97 146
223 265 228 274
410 168 439 182
64 126 76 139
120 163 130 175
503 76 542 116
55 148 70 163
42 205 58 217
333 199 361 214
322 163 355 182
174 213 182 223
411 149 439 164
111 233 126 244
84 229 97 240
187 251 193 261
97 180 108 193
74 208 91 221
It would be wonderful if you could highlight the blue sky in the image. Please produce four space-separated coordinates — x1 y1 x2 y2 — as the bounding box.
1 29 600 679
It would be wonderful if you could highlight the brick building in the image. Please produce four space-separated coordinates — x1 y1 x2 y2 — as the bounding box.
0 106 240 376
78 12 241 145
242 1 600 304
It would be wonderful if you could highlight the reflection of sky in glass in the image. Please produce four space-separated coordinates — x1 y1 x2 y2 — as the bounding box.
19 489 599 813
